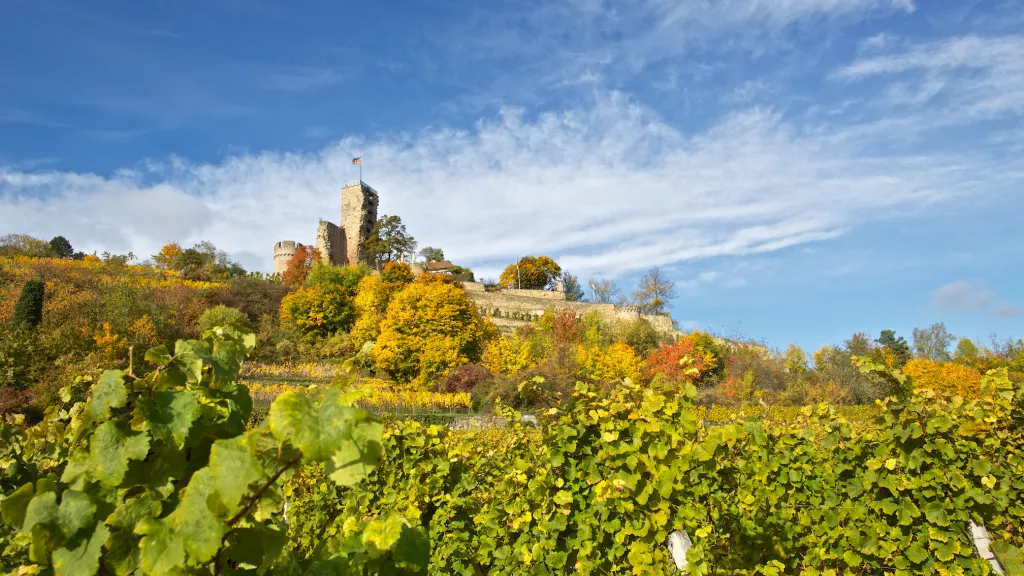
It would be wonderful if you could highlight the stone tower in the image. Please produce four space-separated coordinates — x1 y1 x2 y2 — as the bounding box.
315 220 346 266
273 240 302 275
341 181 378 266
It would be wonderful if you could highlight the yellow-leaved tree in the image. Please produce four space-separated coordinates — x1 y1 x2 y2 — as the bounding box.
577 341 644 382
904 358 983 400
350 262 414 346
373 275 484 386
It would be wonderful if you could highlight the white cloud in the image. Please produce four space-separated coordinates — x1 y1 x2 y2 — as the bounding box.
931 281 1021 318
0 92 1017 278
932 281 995 310
835 35 1024 116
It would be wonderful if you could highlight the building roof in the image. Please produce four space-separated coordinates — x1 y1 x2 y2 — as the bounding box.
424 260 455 271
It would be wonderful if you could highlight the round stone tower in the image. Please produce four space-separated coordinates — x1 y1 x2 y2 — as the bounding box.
273 240 302 276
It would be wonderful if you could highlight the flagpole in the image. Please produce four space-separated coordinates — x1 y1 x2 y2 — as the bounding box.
359 160 362 184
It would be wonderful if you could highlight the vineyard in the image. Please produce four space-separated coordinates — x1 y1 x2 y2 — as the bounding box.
2 327 1024 574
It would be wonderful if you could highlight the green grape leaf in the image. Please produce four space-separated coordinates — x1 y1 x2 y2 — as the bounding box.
270 389 361 462
107 494 162 530
991 541 1024 576
905 540 929 564
923 501 950 527
144 344 173 366
22 491 58 534
209 433 266 513
87 370 127 423
225 525 287 575
57 491 95 539
361 514 406 556
210 340 245 384
1 482 35 529
173 339 208 385
328 418 383 487
89 421 150 486
846 478 864 498
970 459 992 477
52 523 109 576
166 468 227 563
897 498 920 526
553 490 573 506
136 391 200 448
394 524 431 570
137 517 186 575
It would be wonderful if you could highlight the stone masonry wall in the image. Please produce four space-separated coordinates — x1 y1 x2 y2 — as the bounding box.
315 220 346 266
467 287 677 335
273 240 301 276
342 181 378 266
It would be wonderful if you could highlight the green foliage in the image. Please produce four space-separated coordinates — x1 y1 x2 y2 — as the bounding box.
13 279 45 329
418 247 444 263
561 271 585 301
49 236 75 260
199 305 253 333
615 318 660 355
0 234 54 258
284 369 1024 574
913 322 955 362
876 329 912 367
0 325 424 574
367 215 416 270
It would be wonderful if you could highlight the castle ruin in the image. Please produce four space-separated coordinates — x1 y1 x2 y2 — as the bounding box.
273 181 378 274
273 179 679 335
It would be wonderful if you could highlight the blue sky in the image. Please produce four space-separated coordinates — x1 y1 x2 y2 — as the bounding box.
1 0 1022 352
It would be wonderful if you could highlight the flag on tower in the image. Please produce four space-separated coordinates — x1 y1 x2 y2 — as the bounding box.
352 157 362 165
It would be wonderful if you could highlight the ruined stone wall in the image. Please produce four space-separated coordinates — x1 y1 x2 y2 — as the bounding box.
273 240 302 276
315 220 347 266
466 287 677 336
341 181 378 266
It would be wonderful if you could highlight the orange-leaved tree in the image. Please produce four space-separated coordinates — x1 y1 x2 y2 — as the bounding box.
153 242 183 269
646 331 722 384
373 275 484 386
283 245 321 287
498 256 561 290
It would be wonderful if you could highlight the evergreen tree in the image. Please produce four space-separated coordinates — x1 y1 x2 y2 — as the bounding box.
13 280 44 329
48 235 74 259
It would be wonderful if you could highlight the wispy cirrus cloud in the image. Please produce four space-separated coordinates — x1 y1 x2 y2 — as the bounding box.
835 35 1024 117
0 91 1017 278
259 67 348 91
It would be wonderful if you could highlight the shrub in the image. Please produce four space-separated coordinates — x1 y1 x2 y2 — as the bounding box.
437 363 492 395
198 304 253 333
12 279 44 329
577 341 643 383
904 358 983 400
279 282 357 340
616 318 660 355
373 278 484 386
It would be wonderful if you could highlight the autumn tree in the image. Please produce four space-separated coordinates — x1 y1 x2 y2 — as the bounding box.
153 242 183 268
279 283 355 339
631 267 677 315
953 337 981 365
373 276 484 385
350 262 415 345
588 278 623 304
283 245 321 287
0 234 53 258
498 256 561 290
48 235 74 259
367 214 416 269
419 246 445 262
